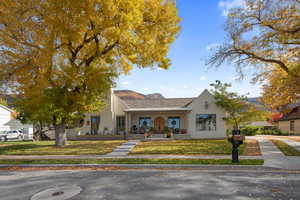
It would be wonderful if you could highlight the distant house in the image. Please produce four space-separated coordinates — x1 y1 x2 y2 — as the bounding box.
275 106 300 135
0 104 13 131
78 89 227 139
0 104 33 134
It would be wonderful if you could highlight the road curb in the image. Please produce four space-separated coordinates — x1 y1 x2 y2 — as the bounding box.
0 163 299 172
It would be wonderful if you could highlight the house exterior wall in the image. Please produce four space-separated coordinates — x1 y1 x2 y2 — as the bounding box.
0 106 11 125
80 89 227 139
111 92 127 120
187 90 227 139
0 105 12 131
80 91 126 135
277 119 300 135
0 105 33 132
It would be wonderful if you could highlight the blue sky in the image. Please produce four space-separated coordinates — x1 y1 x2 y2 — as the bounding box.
116 0 261 98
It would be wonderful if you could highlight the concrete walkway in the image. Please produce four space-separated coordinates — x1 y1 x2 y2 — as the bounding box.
105 140 140 156
251 136 300 169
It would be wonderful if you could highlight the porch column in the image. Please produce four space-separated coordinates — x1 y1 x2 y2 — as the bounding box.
125 112 132 134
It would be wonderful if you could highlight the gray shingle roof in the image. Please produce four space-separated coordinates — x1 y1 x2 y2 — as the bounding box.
278 106 300 121
122 98 195 109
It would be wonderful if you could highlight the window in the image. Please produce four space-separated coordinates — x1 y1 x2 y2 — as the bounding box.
168 117 180 129
196 114 216 131
290 121 295 131
91 116 100 135
204 101 209 110
139 117 152 128
116 116 126 133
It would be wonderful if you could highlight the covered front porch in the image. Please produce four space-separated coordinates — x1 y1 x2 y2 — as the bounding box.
124 108 191 136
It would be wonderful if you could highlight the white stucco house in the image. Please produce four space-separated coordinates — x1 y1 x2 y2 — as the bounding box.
0 104 34 134
78 89 227 139
0 104 13 131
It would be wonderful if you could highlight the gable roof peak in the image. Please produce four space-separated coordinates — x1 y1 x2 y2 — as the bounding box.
197 89 212 98
0 104 14 113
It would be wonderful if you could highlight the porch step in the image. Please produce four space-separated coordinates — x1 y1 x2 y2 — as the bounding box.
143 138 173 142
73 135 124 140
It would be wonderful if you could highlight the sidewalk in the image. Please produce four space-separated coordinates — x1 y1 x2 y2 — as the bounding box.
250 136 300 170
1 137 300 170
0 154 262 160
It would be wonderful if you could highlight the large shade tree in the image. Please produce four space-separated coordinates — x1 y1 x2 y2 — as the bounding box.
260 68 300 111
207 0 299 110
0 0 180 146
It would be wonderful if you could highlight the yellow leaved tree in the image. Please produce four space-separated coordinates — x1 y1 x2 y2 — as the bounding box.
207 0 299 111
260 67 300 112
0 0 180 146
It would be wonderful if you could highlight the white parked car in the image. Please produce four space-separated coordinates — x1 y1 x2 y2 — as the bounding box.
0 130 24 142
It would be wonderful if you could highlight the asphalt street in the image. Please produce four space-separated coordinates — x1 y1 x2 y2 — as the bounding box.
0 169 300 200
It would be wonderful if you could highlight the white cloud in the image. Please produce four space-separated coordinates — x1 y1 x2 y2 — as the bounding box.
157 67 165 71
143 88 150 92
226 74 242 80
159 85 166 90
218 0 245 16
121 81 131 86
168 88 176 92
200 76 207 81
183 85 189 89
205 43 220 51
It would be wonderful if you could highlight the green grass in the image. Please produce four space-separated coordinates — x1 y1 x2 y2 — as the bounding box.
0 140 126 155
271 140 300 156
130 139 245 155
0 158 264 165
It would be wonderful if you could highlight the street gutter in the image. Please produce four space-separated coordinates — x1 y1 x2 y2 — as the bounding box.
0 164 300 172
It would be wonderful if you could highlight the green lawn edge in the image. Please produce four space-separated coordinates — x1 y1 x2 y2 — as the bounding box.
0 140 126 155
271 140 300 156
130 139 246 155
0 158 264 165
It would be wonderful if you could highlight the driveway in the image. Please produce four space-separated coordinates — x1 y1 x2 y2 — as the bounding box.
247 136 300 169
0 169 300 200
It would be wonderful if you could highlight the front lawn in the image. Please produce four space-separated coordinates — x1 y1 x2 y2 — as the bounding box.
0 140 126 155
130 139 246 155
0 158 264 165
271 140 300 156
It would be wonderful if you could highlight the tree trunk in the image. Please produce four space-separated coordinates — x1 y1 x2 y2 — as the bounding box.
34 122 43 141
54 122 67 147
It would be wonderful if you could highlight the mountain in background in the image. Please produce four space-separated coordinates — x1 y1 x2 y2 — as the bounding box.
247 97 262 105
145 93 165 99
114 90 164 100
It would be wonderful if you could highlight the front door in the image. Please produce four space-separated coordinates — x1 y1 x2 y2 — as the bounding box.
91 116 100 135
154 117 165 133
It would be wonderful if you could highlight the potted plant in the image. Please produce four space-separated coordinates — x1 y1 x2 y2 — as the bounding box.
163 126 173 138
149 127 156 134
167 128 174 138
103 127 109 135
144 127 153 138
